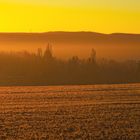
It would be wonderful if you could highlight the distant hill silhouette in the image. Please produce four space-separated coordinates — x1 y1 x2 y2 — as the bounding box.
0 32 140 43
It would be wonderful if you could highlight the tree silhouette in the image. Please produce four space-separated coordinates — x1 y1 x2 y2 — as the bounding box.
0 45 139 86
37 48 43 58
88 48 96 64
43 44 53 61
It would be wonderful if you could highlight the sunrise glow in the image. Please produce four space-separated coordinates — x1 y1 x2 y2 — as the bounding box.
0 0 140 33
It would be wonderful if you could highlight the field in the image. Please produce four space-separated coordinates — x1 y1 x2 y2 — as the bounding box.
0 84 140 140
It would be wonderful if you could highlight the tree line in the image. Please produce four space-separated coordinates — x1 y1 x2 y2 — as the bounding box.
0 44 139 86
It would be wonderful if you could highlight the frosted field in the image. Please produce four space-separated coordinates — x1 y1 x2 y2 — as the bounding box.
0 84 140 140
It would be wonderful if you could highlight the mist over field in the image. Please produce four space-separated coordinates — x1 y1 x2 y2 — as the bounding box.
0 43 139 86
0 32 140 60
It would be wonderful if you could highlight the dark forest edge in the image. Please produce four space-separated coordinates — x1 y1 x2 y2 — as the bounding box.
0 44 140 86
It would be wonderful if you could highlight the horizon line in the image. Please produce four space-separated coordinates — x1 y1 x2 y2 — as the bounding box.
0 31 140 35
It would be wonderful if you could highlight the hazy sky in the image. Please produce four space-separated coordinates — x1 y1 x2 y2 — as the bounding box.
0 0 140 33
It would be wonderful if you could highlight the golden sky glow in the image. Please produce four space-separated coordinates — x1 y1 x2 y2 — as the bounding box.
0 0 140 33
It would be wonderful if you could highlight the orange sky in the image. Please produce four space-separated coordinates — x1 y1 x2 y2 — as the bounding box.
0 0 140 33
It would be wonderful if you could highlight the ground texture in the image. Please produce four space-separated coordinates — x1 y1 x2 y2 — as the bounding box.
0 84 140 140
